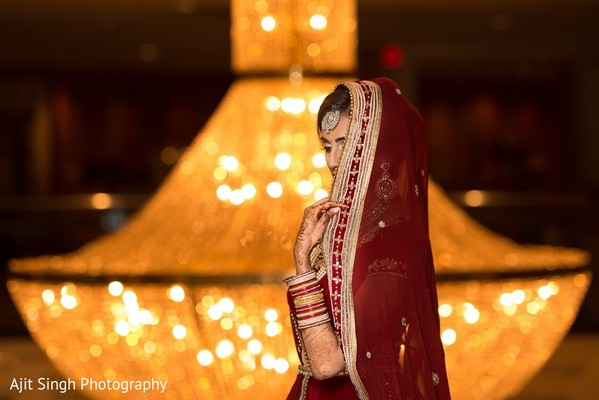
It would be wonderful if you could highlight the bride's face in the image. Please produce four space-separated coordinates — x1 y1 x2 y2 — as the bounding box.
319 114 349 176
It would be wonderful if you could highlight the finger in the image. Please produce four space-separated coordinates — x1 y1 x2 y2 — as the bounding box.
304 197 330 214
311 200 334 214
328 201 349 209
321 200 348 209
312 197 330 206
320 207 341 222
314 202 336 218
316 201 348 216
309 200 348 220
311 207 341 237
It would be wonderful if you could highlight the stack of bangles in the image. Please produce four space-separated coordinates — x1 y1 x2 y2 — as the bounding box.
284 270 331 329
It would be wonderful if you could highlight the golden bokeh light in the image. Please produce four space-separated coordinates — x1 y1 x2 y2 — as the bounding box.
91 193 112 210
260 15 276 32
309 14 328 30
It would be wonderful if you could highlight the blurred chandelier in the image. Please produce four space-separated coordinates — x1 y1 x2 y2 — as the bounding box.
9 1 590 400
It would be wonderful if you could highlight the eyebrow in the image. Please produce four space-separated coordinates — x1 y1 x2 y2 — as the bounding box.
319 136 346 145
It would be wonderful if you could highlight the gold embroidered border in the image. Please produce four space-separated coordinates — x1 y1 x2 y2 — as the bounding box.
323 80 383 400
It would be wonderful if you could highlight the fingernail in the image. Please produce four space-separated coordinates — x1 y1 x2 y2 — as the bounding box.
332 207 341 213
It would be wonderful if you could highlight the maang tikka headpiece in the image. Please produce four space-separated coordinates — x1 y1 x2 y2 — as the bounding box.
321 106 340 132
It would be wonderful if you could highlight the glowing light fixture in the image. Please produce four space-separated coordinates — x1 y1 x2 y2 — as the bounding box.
231 0 356 73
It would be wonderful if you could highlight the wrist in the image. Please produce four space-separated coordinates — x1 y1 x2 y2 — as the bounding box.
293 253 311 273
284 271 330 330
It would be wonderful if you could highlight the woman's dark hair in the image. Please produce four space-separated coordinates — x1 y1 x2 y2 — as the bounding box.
317 85 351 132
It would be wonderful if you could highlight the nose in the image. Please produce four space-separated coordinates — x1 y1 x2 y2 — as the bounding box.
326 146 340 173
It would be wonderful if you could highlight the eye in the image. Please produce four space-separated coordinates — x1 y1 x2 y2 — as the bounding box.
323 145 332 153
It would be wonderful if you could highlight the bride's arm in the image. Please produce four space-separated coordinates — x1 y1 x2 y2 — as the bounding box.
287 198 347 380
296 289 345 380
285 268 346 380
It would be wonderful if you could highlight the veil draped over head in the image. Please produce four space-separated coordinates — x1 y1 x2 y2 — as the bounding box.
323 78 451 399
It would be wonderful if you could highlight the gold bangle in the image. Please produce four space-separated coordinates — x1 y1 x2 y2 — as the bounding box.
293 292 324 306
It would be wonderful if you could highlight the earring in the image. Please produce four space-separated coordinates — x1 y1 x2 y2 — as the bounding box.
321 108 340 132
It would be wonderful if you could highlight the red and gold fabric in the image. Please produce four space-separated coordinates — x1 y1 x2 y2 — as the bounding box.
287 78 452 399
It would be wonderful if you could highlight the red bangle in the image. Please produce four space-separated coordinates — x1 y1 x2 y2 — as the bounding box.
284 270 316 287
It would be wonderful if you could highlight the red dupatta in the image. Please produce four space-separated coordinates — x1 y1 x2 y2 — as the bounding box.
323 78 451 399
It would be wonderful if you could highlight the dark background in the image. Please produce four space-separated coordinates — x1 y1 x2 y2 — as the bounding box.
1 0 598 335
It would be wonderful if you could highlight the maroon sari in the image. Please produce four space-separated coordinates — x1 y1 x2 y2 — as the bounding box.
287 78 451 399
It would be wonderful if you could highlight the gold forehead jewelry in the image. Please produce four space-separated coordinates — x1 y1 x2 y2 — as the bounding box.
321 108 340 132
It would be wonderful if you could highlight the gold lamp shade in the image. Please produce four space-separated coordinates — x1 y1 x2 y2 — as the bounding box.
9 77 591 399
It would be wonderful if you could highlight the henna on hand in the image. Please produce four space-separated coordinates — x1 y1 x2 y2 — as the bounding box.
294 198 347 274
294 217 314 273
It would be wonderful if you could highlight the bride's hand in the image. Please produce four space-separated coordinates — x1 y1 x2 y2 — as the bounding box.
294 197 347 274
